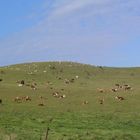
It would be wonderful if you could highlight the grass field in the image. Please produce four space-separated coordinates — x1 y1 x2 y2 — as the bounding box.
0 62 140 140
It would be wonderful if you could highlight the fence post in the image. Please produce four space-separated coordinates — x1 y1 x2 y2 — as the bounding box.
45 127 50 140
9 135 11 140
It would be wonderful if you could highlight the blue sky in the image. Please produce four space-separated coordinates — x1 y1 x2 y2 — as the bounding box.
0 0 140 67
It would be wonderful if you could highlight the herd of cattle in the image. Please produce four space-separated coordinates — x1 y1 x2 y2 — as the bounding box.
0 64 133 107
97 83 133 104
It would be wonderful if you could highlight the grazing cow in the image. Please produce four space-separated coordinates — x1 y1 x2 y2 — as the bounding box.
49 65 56 70
99 98 104 104
115 96 125 101
52 92 60 97
16 80 20 83
18 84 23 87
99 66 104 70
98 88 104 93
115 84 123 89
115 84 120 88
31 85 36 90
65 79 70 84
20 80 25 85
25 96 31 101
124 85 132 90
70 78 75 83
38 103 44 106
61 88 64 91
0 99 2 104
14 97 22 103
0 79 3 82
58 77 62 80
83 101 89 105
112 88 118 92
60 94 66 99
124 84 129 87
39 96 43 99
20 96 31 101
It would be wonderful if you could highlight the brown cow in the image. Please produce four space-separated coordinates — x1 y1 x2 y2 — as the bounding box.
25 96 31 101
97 88 104 93
52 92 60 98
31 85 36 90
20 80 25 85
99 98 104 104
38 103 45 106
112 88 118 92
124 86 132 90
59 94 66 99
115 96 124 101
14 96 22 103
115 84 120 88
82 101 89 105
61 88 64 91
70 78 75 83
65 79 70 84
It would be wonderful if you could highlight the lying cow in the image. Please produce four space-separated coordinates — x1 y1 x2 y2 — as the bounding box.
112 88 118 92
38 103 45 106
115 96 125 101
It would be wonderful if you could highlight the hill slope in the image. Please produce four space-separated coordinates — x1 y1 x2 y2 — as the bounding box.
0 62 140 140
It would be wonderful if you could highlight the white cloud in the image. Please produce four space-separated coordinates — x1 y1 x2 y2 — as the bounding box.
51 0 111 17
48 0 116 18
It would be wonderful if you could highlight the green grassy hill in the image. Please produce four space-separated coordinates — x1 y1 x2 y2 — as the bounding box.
0 62 140 140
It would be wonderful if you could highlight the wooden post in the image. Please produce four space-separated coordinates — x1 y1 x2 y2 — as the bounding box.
45 127 50 140
9 135 11 140
40 133 42 140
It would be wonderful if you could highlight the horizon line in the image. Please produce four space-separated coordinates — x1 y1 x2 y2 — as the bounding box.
0 60 140 68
